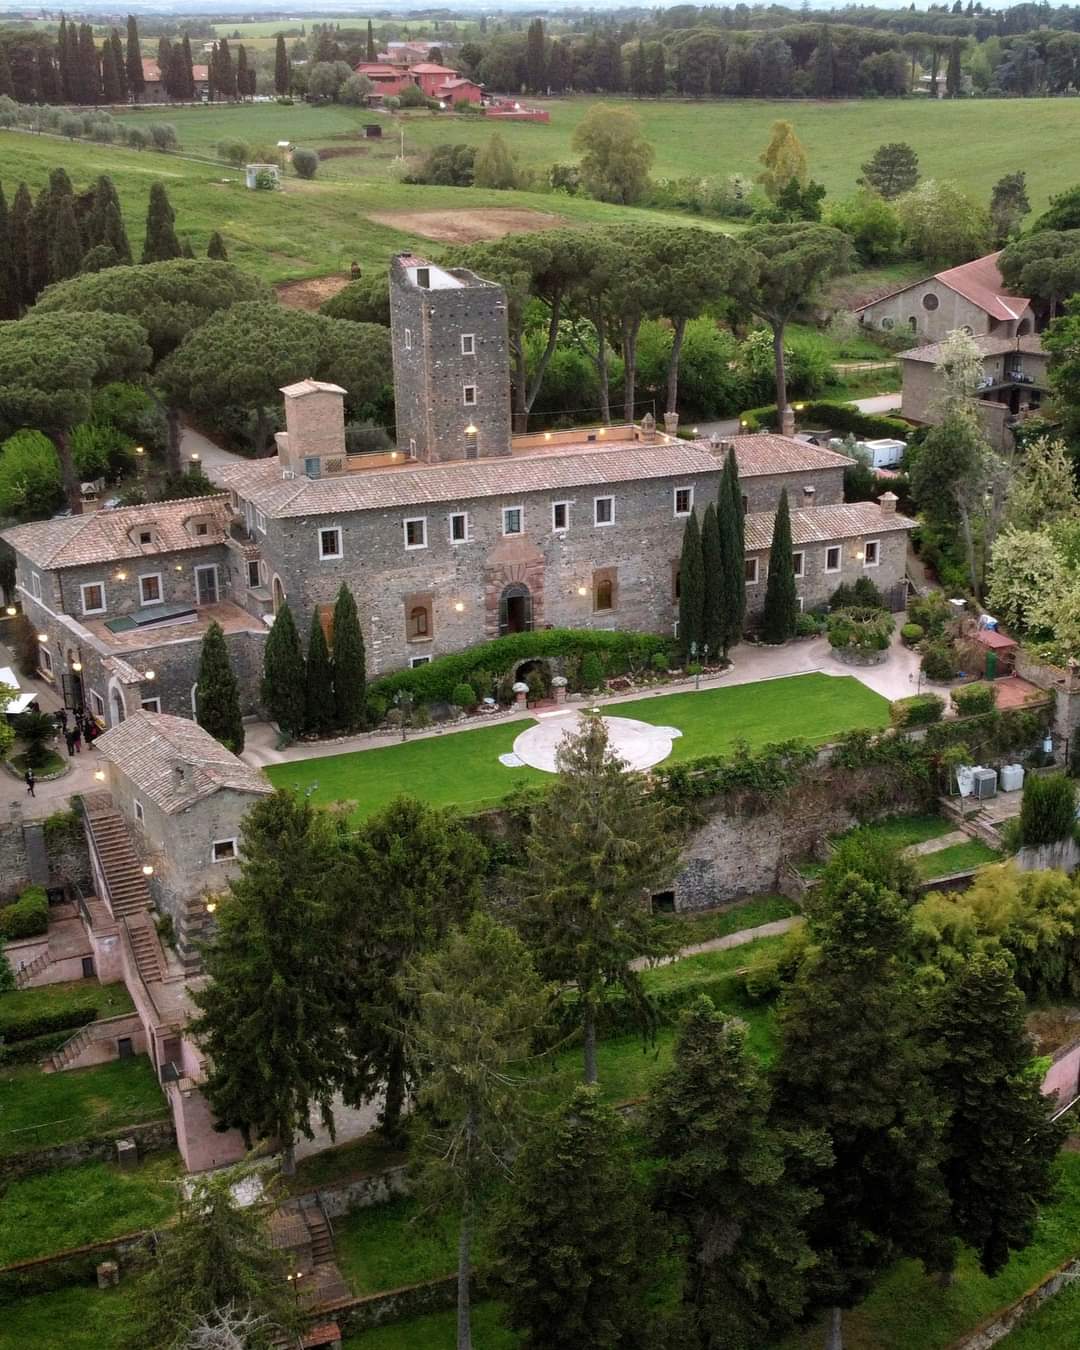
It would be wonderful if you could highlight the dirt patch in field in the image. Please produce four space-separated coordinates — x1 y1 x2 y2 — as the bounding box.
366 207 567 245
317 145 370 161
276 275 351 311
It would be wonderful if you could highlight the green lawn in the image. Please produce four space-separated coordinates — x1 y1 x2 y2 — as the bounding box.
998 1273 1080 1347
0 1153 181 1265
0 979 134 1037
267 674 889 820
336 1194 466 1296
0 1058 168 1156
653 893 798 951
916 840 1002 881
798 813 956 877
344 1303 518 1350
0 1285 137 1349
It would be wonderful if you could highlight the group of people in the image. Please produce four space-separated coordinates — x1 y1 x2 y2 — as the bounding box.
55 707 98 757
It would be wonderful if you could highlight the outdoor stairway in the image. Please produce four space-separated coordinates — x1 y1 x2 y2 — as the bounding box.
46 1023 94 1072
127 913 165 984
83 803 152 919
14 948 50 989
301 1204 335 1266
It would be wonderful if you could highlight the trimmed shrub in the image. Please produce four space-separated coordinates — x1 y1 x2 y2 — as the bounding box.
922 642 959 682
579 652 604 691
292 147 318 179
1019 773 1076 847
525 670 546 703
650 651 670 673
0 884 48 940
829 577 886 611
900 622 924 646
908 590 953 637
827 606 894 652
0 1027 74 1066
795 612 826 637
450 682 477 711
0 1004 93 1043
739 399 910 440
952 681 998 717
890 693 945 727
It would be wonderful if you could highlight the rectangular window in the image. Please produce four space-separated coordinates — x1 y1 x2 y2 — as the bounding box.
463 385 477 406
552 501 569 532
247 560 262 589
404 517 428 549
825 545 842 573
409 437 417 457
450 512 469 543
140 697 161 713
744 557 759 584
212 838 238 864
864 539 880 568
38 645 52 677
89 689 105 719
139 573 163 606
461 333 475 355
503 506 523 536
404 328 412 351
134 799 144 824
80 582 106 616
255 510 266 534
138 529 153 546
30 572 41 600
319 527 343 560
196 522 208 537
793 551 804 579
410 655 431 668
673 486 693 517
594 496 614 527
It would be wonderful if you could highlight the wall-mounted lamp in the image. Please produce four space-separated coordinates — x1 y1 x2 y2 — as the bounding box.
142 864 154 877
692 426 699 436
544 431 552 441
577 586 588 597
465 423 478 437
390 450 398 460
175 564 183 573
189 453 201 464
5 606 15 617
598 428 606 437
36 632 48 643
71 660 82 672
144 670 156 681
855 551 865 562
134 445 145 456
454 601 464 613
116 570 127 581
93 769 106 782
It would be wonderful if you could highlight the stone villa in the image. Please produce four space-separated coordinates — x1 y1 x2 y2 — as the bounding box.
5 253 915 727
854 251 1036 343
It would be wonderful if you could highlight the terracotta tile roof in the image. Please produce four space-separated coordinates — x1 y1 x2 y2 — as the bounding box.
899 332 1046 365
439 77 480 89
1 496 231 569
743 501 917 552
95 711 272 815
140 57 207 82
216 434 851 519
935 252 1030 323
408 62 458 74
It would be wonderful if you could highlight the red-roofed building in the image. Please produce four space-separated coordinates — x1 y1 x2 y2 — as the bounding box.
353 61 415 96
138 56 209 103
408 62 461 97
854 251 1035 344
435 75 482 105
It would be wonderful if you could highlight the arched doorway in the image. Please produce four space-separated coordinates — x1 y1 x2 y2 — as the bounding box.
499 583 532 636
110 687 126 726
272 575 285 614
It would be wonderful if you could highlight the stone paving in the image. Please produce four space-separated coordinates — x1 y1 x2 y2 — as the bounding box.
508 710 682 773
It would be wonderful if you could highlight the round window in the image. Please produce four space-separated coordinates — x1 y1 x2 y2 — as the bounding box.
922 293 940 311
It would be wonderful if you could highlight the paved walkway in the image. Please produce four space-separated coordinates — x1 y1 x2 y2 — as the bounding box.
630 915 801 972
179 422 250 486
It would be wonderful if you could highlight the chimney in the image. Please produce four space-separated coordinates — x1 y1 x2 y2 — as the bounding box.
780 404 796 437
639 412 657 443
802 484 816 506
173 760 189 786
879 491 898 517
278 380 347 477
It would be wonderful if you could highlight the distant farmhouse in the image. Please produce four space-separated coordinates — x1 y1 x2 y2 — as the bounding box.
139 56 209 103
4 254 915 734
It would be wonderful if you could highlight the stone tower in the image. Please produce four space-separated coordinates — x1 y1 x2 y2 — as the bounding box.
389 254 512 463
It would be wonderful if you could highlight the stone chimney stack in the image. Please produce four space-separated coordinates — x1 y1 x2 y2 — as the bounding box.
802 484 816 506
173 760 189 786
879 491 898 517
276 380 347 477
639 412 657 443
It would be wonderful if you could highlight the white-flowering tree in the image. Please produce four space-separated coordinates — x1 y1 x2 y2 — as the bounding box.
988 528 1069 634
1006 435 1080 531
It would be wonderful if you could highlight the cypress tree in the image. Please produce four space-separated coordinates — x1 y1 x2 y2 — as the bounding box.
87 176 132 264
36 48 59 104
111 31 128 101
719 445 746 652
78 24 100 104
10 182 32 309
700 500 724 660
812 24 835 97
56 15 71 101
305 611 334 736
216 37 235 100
677 509 705 658
762 490 798 644
261 603 306 739
207 230 228 260
27 187 49 302
180 35 195 99
64 22 79 101
141 181 181 263
157 36 172 96
365 20 375 61
0 45 13 100
235 44 248 100
101 37 121 103
195 619 244 755
331 582 366 730
274 34 289 94
125 15 145 102
0 183 19 320
47 187 82 284
180 237 195 259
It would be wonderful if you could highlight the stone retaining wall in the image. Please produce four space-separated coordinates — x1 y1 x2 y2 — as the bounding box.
0 1228 151 1305
315 1164 409 1219
0 1115 175 1182
947 1255 1080 1349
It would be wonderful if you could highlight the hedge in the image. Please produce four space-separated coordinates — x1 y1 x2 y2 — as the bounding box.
0 886 48 941
890 693 945 728
0 1027 73 1066
739 399 911 441
951 681 998 716
0 1005 94 1043
368 629 673 705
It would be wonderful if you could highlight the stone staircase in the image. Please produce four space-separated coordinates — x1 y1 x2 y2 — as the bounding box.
46 1023 94 1072
302 1202 335 1266
14 948 50 989
127 913 165 984
82 800 152 920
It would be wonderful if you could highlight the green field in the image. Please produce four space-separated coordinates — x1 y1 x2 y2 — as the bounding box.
0 1057 168 1155
265 672 889 819
998 1274 1080 1348
916 839 1002 881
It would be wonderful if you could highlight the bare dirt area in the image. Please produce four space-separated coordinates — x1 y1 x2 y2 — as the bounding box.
365 207 567 245
276 275 350 310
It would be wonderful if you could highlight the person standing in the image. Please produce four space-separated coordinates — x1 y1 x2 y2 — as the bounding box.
24 768 35 797
64 729 75 757
72 723 82 753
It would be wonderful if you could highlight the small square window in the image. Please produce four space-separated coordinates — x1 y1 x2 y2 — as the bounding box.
141 697 161 713
81 582 106 615
552 501 569 531
463 385 477 406
793 551 804 578
319 527 343 560
461 333 475 355
134 799 144 824
138 530 153 546
196 522 208 537
503 506 523 536
450 512 468 542
212 838 237 863
404 328 412 350
594 496 614 526
864 539 880 568
674 487 693 517
139 574 162 606
744 558 759 584
404 518 427 549
410 655 431 668
825 545 842 573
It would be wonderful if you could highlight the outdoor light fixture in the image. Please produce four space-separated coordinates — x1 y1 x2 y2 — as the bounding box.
93 770 105 782
390 450 398 459
692 426 699 436
134 445 144 456
598 428 606 437
189 453 201 463
142 864 154 877
116 570 127 581
5 606 15 616
206 900 217 914
36 632 48 643
577 586 588 597
856 550 865 561
465 423 478 436
544 431 552 441
71 661 82 672
454 601 464 613
144 670 156 681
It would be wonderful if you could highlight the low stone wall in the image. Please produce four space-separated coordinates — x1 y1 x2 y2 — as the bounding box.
316 1164 409 1219
332 1275 462 1334
0 1228 151 1305
1042 1035 1080 1105
0 820 31 901
1014 838 1080 874
0 1115 175 1182
948 1255 1080 1349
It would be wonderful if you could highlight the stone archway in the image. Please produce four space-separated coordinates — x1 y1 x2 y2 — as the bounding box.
272 575 285 614
108 682 126 727
484 538 545 639
500 583 532 636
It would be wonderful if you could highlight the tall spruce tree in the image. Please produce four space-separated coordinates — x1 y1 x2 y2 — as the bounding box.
141 182 181 263
497 1086 661 1348
195 619 244 754
718 445 745 652
331 582 366 730
762 490 798 643
261 602 306 738
125 15 145 101
518 715 678 1084
649 997 820 1347
191 791 351 1174
677 508 705 657
207 230 228 260
931 952 1065 1277
812 24 835 96
700 500 724 659
304 610 334 736
46 169 83 284
0 184 18 320
274 33 290 94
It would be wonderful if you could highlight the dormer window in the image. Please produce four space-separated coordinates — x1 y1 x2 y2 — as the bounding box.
138 530 153 547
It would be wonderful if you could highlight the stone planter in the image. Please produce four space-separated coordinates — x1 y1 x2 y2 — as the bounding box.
4 755 69 782
832 645 889 668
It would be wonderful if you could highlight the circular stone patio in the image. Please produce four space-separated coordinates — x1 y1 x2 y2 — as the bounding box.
504 711 682 774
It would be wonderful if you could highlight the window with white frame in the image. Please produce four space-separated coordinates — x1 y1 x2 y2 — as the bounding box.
212 838 238 863
825 545 842 573
552 501 569 531
410 655 431 668
450 512 469 543
30 572 41 600
409 438 417 456
88 689 105 719
502 506 523 536
404 328 412 350
744 557 759 584
139 573 163 606
319 526 343 560
793 551 804 578
673 486 693 517
80 582 106 615
255 510 266 534
38 645 52 677
134 798 144 824
463 385 477 406
863 539 880 567
404 517 428 549
461 333 475 355
141 696 161 713
594 496 614 526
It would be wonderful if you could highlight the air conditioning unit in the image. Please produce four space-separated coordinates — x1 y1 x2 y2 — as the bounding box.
972 768 998 800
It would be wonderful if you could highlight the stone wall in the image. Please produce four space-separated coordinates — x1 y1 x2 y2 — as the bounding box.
1042 1035 1080 1105
0 1228 152 1304
0 1115 175 1182
334 1276 463 1335
949 1256 1080 1350
316 1164 409 1219
0 820 31 901
1014 838 1080 874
